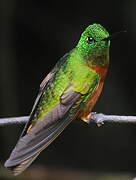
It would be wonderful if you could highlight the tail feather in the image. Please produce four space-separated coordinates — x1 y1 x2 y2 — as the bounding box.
4 89 81 175
4 107 79 174
7 153 39 176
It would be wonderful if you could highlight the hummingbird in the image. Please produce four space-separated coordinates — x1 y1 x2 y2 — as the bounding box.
4 23 121 175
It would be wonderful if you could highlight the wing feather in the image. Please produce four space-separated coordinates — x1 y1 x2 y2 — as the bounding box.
4 52 100 175
21 53 69 137
4 90 81 175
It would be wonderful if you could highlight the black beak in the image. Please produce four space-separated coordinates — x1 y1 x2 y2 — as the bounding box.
103 30 127 41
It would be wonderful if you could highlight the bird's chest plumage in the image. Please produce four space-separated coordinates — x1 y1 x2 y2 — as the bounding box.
78 65 108 119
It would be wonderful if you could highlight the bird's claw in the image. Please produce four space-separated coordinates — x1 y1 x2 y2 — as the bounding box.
89 112 105 127
81 112 105 127
97 122 104 127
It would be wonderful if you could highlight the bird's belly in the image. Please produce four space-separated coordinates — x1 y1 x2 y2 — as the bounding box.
78 81 104 120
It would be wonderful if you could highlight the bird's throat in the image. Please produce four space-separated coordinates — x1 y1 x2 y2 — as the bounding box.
88 65 109 81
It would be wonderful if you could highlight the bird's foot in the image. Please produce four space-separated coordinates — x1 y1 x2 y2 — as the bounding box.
81 112 104 127
91 112 104 127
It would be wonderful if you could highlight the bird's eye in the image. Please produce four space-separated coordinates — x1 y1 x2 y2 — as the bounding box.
87 37 95 44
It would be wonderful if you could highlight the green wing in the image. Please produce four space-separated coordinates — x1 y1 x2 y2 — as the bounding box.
4 52 100 175
21 52 70 137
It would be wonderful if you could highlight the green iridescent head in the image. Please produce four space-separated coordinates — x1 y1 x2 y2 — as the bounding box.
77 23 110 65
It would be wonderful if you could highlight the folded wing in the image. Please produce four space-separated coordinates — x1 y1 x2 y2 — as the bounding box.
4 88 81 175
